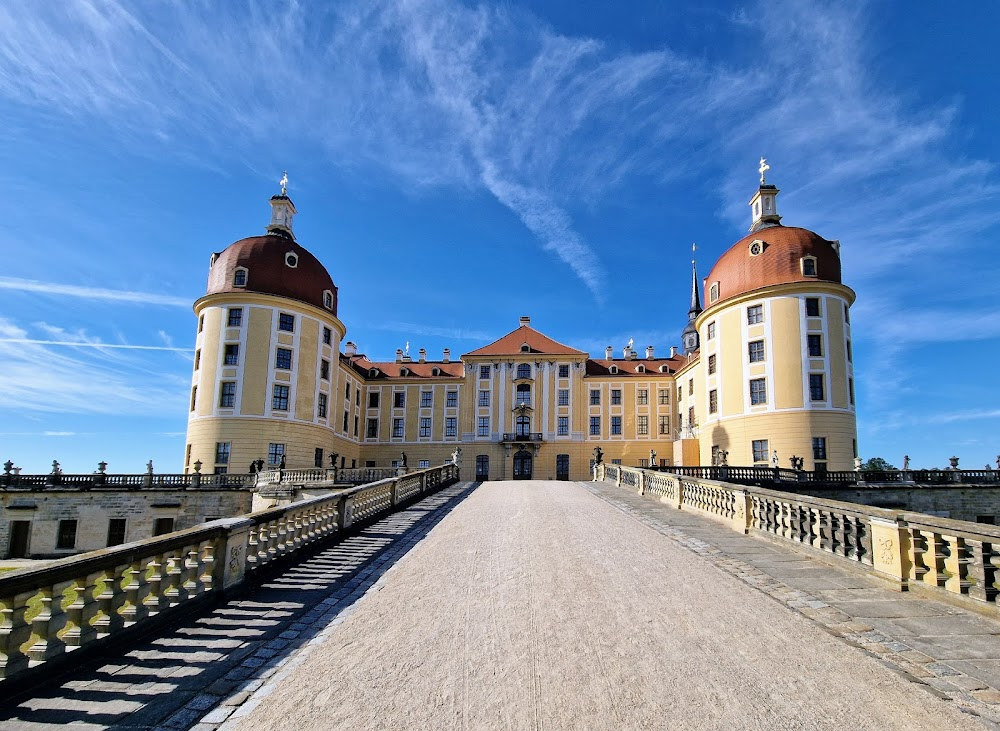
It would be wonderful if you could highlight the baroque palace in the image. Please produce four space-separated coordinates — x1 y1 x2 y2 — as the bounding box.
185 165 858 482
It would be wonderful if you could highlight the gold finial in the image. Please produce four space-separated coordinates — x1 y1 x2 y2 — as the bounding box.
692 242 697 265
280 171 289 196
758 157 769 185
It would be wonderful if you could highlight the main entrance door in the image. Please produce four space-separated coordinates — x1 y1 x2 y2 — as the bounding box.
8 521 30 558
513 449 533 480
556 454 570 480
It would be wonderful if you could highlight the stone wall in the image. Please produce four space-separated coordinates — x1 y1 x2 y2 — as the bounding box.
0 488 253 559
796 484 1000 523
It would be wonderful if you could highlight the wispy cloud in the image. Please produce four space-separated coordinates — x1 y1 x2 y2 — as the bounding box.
0 276 190 307
0 338 188 352
357 320 492 342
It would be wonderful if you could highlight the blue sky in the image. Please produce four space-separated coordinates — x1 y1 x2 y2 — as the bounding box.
1 0 998 473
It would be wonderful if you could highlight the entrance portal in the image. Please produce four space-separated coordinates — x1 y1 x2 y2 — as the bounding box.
513 450 533 480
9 521 30 558
556 454 570 480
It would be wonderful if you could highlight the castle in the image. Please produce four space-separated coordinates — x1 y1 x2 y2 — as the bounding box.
184 164 857 481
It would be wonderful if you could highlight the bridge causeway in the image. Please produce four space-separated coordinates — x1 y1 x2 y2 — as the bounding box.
5 478 1000 729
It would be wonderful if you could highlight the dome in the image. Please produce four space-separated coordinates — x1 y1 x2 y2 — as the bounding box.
704 226 842 307
205 235 338 315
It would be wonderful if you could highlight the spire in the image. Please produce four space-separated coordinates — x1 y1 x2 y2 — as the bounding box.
266 170 297 239
748 157 781 233
682 243 701 356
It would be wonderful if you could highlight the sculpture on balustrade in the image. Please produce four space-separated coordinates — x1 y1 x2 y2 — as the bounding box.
649 449 656 468
451 447 462 466
996 455 999 471
771 451 779 468
903 455 910 471
51 460 62 475
255 458 264 473
330 452 339 470
948 456 960 470
249 461 258 474
717 449 728 467
400 451 408 467
593 446 604 465
854 457 863 471
278 454 286 470
789 455 803 471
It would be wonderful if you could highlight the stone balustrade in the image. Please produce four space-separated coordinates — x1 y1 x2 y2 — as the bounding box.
654 464 1000 486
0 463 458 684
1 472 254 490
253 467 400 487
599 463 1000 609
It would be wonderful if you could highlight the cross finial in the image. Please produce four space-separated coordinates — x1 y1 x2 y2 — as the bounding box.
691 242 697 265
758 157 769 185
279 171 288 196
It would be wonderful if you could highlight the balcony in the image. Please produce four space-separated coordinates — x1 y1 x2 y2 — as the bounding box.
501 432 543 443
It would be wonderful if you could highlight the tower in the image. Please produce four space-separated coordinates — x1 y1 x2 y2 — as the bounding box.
681 245 702 356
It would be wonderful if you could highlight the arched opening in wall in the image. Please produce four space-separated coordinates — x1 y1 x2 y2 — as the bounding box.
516 363 531 379
513 448 532 479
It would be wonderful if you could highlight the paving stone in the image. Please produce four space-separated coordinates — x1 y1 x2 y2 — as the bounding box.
202 705 237 723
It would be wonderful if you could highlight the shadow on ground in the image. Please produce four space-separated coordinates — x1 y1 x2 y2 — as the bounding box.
0 481 480 730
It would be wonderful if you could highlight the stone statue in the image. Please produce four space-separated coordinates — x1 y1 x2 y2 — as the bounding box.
451 447 462 465
903 455 910 470
627 337 634 350
279 171 288 195
255 458 265 473
593 446 604 465
51 460 62 475
718 449 728 467
996 455 999 471
759 156 770 185
649 449 657 468
771 450 779 468
145 460 153 475
330 452 339 469
279 454 286 470
249 461 258 474
400 451 408 467
853 457 862 471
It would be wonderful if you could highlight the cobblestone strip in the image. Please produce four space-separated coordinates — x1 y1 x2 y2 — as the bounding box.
581 480 1000 728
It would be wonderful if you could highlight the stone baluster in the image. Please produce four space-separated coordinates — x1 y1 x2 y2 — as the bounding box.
246 525 261 566
199 541 216 594
93 565 126 637
0 591 33 679
28 582 71 662
941 535 971 596
182 546 200 599
120 559 146 626
145 553 166 616
966 539 999 603
63 573 100 648
922 530 948 588
275 518 288 558
163 551 184 608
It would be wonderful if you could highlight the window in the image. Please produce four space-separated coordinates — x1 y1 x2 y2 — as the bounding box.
558 389 569 406
658 415 670 435
749 378 767 405
805 298 820 317
611 416 621 435
611 459 622 465
611 389 621 405
516 363 531 379
812 437 827 460
278 313 294 332
515 384 530 406
479 365 490 379
752 439 769 463
709 389 718 414
420 391 433 408
590 390 600 406
215 442 231 464
846 340 852 363
272 384 290 410
478 390 490 407
707 322 716 340
219 381 236 408
318 392 328 418
849 378 855 405
844 304 850 323
321 360 330 380
419 417 431 437
802 257 817 276
637 389 648 405
394 392 405 408
476 454 489 479
267 443 285 465
418 460 430 469
807 335 823 357
369 392 380 408
442 390 455 408
748 340 765 363
194 349 201 370
323 327 332 345
589 416 601 436
198 314 204 333
324 291 333 309
343 411 349 431
275 348 292 369
345 383 350 399
354 415 358 436
477 417 490 437
392 418 404 438
516 414 530 437
709 283 719 302
224 343 239 366
688 379 694 396
56 519 77 549
558 416 569 436
688 406 695 428
708 354 717 375
809 374 825 401
314 448 324 468
367 418 379 438
190 386 197 411
658 389 669 405
677 386 683 401
637 415 648 435
446 417 457 437
153 518 175 537
107 519 127 547
747 305 763 325
558 364 570 378
233 269 247 287
227 308 243 327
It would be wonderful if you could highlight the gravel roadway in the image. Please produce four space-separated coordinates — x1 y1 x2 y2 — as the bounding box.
227 480 987 730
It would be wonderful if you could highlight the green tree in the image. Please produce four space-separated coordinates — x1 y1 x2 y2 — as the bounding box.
862 457 897 471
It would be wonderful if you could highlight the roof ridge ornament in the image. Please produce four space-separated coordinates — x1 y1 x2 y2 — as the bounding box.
280 170 289 196
759 157 769 185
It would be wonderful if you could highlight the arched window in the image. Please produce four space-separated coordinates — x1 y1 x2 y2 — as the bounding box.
516 363 531 379
233 267 248 287
801 256 817 276
609 365 618 374
515 383 531 406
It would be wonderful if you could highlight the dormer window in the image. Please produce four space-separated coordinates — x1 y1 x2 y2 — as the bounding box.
709 282 720 302
233 268 248 287
635 364 646 373
432 367 441 376
609 365 619 375
801 256 817 276
658 365 670 373
285 252 298 268
323 290 333 310
400 367 410 377
369 368 379 378
520 343 530 353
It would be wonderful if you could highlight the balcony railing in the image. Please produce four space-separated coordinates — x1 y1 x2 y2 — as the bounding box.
501 432 543 442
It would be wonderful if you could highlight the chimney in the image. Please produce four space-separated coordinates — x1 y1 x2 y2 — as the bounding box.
605 346 613 360
418 348 426 363
670 346 678 358
344 341 357 357
646 346 654 359
623 346 635 361
519 316 531 326
395 348 404 363
442 348 451 363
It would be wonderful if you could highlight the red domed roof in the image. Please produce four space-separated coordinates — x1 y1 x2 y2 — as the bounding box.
206 235 338 314
704 226 842 306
